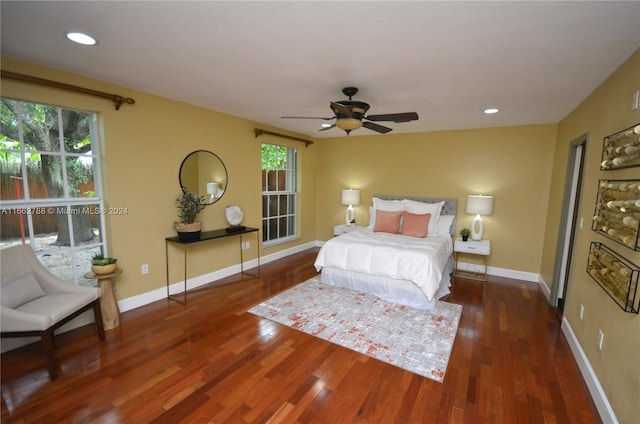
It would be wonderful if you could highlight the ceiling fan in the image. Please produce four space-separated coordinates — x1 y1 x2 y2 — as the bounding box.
282 87 419 135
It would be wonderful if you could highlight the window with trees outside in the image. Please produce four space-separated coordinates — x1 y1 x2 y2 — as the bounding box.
1 98 108 285
262 143 297 245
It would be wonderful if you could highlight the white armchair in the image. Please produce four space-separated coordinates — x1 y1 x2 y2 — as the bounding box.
0 244 105 380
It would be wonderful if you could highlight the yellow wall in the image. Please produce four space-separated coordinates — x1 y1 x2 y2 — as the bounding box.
314 125 558 273
541 48 640 424
0 58 318 300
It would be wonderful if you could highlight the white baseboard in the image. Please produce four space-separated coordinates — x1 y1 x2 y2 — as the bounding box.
118 241 318 313
561 318 618 424
455 260 553 302
537 275 552 302
488 265 540 283
455 260 540 282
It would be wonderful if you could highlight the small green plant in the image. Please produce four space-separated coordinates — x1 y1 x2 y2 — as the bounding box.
92 254 117 266
459 228 471 238
176 187 206 224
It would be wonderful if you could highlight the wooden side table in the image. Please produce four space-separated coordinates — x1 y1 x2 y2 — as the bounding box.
83 268 122 330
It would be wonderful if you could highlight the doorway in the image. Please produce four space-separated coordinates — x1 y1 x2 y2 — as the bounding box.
551 136 587 310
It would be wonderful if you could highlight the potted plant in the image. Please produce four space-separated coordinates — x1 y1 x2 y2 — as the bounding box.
175 187 206 240
460 228 471 241
91 254 118 275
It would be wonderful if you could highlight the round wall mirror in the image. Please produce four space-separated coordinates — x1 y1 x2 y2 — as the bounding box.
179 150 228 205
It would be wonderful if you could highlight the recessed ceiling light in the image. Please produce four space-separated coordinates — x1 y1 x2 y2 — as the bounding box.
484 108 499 114
66 32 97 46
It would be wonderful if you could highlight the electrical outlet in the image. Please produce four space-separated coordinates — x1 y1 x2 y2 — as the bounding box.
632 89 639 111
242 241 250 250
579 304 584 320
597 330 604 350
141 264 149 275
506 250 513 259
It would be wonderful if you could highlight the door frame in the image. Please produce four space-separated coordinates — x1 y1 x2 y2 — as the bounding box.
550 134 588 309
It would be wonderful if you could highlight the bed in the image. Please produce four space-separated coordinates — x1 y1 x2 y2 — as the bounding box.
314 195 457 310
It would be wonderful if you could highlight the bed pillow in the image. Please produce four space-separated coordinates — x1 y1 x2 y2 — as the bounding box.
400 212 431 238
373 210 403 234
404 200 444 234
368 198 405 229
437 215 455 235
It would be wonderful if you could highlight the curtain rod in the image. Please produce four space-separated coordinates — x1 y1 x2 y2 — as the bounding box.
1 70 135 110
254 128 313 147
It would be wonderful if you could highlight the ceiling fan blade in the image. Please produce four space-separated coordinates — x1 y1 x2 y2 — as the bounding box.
365 112 419 122
282 116 334 120
362 121 393 134
330 102 352 117
319 124 336 132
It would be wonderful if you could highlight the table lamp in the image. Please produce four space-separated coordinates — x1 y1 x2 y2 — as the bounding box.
206 182 219 203
341 189 360 226
466 194 494 240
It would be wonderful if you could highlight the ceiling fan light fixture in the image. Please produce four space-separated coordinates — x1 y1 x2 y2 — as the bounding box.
336 118 362 131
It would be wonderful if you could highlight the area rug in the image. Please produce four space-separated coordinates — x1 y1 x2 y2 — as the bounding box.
248 275 462 382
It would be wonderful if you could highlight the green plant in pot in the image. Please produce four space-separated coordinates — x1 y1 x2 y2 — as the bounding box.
92 254 118 275
175 187 206 240
460 228 471 241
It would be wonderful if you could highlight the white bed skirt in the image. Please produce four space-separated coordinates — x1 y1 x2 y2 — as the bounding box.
320 257 453 311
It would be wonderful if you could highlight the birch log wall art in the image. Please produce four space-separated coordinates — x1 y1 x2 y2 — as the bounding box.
592 179 640 251
587 242 639 313
587 123 640 314
600 123 640 170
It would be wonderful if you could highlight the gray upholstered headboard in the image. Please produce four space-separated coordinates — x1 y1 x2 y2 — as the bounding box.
373 194 458 236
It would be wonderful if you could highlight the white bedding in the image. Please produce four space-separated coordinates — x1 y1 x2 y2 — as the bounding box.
314 228 453 302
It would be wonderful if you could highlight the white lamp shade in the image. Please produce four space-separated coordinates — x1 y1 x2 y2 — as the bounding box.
341 189 361 206
466 195 494 215
206 182 219 195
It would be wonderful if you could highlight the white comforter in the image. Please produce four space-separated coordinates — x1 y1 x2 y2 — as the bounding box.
314 228 453 301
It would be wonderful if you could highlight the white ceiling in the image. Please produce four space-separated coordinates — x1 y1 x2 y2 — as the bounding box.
2 1 639 138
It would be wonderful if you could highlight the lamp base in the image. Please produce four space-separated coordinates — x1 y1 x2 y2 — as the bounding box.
345 205 354 227
471 214 484 240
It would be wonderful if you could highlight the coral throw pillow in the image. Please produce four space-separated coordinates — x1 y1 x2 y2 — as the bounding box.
373 210 403 234
401 212 431 238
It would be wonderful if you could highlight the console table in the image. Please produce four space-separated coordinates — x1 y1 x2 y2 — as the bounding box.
165 227 260 304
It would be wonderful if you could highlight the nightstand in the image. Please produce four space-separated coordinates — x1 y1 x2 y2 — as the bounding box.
334 224 364 236
453 238 490 281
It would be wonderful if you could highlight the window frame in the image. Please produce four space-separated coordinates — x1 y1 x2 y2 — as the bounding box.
261 143 298 247
0 98 108 285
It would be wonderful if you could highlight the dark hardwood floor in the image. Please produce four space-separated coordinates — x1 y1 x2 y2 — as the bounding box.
1 248 601 423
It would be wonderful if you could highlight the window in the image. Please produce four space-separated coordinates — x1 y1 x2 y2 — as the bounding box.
261 143 297 245
0 98 107 285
